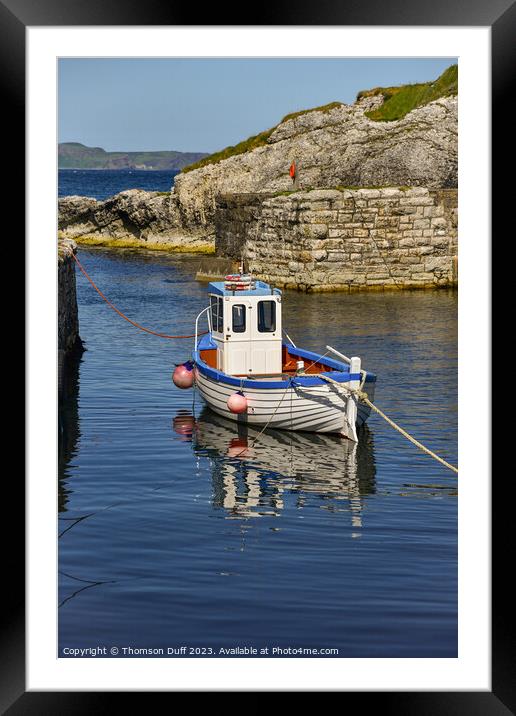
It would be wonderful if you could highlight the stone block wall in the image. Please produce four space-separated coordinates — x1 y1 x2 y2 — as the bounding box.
58 239 83 396
58 239 81 353
214 188 457 291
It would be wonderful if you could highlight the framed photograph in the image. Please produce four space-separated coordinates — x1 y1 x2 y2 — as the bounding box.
5 0 508 708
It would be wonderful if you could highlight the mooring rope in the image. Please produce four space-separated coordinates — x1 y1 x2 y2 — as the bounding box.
318 374 458 474
72 253 456 472
303 348 332 374
235 380 293 458
72 252 207 339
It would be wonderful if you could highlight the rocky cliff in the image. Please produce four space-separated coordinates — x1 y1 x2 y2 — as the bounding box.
57 73 458 289
59 91 457 247
58 190 213 252
173 94 457 235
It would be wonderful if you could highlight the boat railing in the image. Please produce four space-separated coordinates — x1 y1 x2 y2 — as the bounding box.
326 345 365 390
283 330 297 347
194 305 212 355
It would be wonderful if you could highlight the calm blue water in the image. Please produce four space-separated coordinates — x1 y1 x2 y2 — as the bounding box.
58 169 178 201
59 247 457 658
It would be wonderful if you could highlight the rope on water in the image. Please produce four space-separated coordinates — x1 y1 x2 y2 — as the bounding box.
72 252 207 339
318 374 458 474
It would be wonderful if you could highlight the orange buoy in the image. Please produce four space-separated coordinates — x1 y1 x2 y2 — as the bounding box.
172 360 194 389
227 391 248 414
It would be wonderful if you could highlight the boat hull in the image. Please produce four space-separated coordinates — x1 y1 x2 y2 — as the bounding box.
194 367 375 441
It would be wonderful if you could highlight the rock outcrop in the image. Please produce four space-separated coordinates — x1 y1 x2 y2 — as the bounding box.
58 190 214 252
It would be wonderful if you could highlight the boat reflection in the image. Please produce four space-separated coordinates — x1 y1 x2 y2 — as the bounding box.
173 408 376 527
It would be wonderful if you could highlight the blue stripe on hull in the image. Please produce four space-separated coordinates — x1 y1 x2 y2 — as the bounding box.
194 336 376 392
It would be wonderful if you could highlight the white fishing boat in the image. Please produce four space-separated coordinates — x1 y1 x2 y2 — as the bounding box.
173 272 376 442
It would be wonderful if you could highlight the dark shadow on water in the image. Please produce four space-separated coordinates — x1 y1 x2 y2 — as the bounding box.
58 347 84 513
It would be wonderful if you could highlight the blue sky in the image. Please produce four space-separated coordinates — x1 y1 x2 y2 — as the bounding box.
58 58 457 153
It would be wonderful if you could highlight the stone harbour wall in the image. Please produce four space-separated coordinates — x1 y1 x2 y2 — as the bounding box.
58 239 83 394
58 239 81 352
215 187 457 291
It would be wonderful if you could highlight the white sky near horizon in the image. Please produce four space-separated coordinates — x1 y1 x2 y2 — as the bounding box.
58 57 456 154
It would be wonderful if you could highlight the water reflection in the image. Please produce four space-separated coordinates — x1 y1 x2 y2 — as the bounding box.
59 251 456 654
58 350 83 513
174 408 376 527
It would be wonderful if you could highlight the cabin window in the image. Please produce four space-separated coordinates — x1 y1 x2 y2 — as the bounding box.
210 296 218 332
217 298 223 332
210 296 224 333
232 305 246 333
257 300 276 333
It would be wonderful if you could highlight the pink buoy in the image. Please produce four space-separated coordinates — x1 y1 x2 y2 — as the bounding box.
172 413 197 439
227 390 248 414
172 360 194 389
227 437 253 458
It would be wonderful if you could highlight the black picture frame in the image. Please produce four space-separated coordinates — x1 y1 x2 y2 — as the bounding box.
6 0 509 710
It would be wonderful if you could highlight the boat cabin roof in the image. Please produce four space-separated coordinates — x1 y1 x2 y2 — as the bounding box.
208 279 282 297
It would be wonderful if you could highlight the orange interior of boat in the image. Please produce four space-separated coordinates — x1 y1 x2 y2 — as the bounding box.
199 346 335 377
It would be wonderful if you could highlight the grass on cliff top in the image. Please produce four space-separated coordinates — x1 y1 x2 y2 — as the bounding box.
279 101 343 124
181 129 275 174
359 64 458 121
181 65 457 174
181 102 344 174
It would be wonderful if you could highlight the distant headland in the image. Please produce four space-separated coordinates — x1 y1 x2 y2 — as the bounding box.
58 142 208 170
